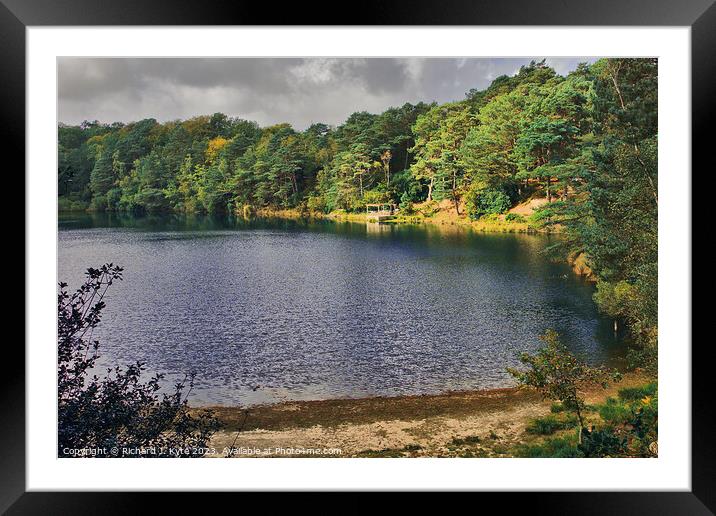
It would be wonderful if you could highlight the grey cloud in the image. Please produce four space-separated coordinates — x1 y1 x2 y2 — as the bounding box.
58 57 598 130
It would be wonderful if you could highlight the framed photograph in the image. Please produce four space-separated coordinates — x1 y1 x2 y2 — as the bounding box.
6 0 711 508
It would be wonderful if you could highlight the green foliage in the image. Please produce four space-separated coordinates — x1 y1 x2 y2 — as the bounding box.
508 329 620 442
58 197 89 212
586 384 658 457
535 58 658 351
515 434 583 458
579 426 628 457
465 184 512 219
626 346 658 375
550 402 566 413
618 382 657 402
58 264 220 457
505 213 526 223
598 398 633 425
512 382 657 458
410 102 474 210
526 414 578 435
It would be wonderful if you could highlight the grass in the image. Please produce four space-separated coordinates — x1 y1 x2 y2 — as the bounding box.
550 402 566 413
617 382 657 402
598 398 633 425
512 382 658 458
526 414 578 435
597 382 658 426
514 433 583 458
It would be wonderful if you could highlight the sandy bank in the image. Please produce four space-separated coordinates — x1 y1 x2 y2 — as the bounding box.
199 372 651 458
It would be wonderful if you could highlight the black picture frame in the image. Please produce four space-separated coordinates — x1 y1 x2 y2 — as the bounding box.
4 0 711 510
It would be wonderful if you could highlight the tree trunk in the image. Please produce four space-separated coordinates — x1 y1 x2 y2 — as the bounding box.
546 177 551 202
452 170 459 214
427 177 434 201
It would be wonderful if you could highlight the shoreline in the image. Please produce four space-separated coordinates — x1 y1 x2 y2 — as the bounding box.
253 206 543 234
197 371 652 457
59 204 548 235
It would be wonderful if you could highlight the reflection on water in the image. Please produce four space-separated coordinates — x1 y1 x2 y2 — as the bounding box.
58 212 625 406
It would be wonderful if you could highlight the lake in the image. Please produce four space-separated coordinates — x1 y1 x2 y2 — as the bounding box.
58 212 624 406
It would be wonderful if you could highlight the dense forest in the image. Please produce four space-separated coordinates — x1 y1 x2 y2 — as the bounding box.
58 58 657 354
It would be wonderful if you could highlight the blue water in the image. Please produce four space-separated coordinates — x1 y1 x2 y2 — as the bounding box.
58 213 624 406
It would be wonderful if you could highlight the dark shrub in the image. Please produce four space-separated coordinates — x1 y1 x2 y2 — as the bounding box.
579 427 628 457
465 186 512 219
505 212 526 223
58 264 220 457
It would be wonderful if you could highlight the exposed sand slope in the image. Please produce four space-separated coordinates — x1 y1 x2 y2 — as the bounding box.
508 197 549 217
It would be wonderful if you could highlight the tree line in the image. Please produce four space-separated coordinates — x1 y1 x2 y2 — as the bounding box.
59 58 657 352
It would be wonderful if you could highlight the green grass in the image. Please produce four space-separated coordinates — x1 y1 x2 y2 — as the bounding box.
513 433 583 458
526 414 578 435
58 197 89 212
618 382 657 402
550 403 566 413
598 398 633 425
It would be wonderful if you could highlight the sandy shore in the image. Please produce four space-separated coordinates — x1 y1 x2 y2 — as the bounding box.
200 372 651 458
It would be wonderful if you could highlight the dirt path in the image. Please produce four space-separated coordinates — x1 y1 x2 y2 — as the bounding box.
201 372 651 458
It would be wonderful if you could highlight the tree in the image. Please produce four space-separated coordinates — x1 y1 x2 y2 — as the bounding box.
380 149 392 187
411 102 474 211
328 143 379 209
58 264 220 457
460 91 524 192
534 59 658 350
508 330 620 443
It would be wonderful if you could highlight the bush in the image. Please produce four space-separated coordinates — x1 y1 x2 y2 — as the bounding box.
505 213 526 223
579 427 628 457
306 195 327 214
550 403 566 413
626 346 658 375
618 382 657 402
515 435 583 458
481 213 501 223
526 414 578 435
508 329 620 444
589 384 658 457
465 185 512 220
58 197 89 212
399 191 415 214
58 264 220 457
89 194 108 212
598 398 633 425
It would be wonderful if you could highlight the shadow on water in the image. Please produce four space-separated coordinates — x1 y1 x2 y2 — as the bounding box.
58 212 627 406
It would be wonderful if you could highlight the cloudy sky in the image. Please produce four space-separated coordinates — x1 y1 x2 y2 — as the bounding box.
58 57 596 129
